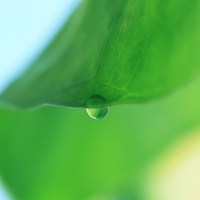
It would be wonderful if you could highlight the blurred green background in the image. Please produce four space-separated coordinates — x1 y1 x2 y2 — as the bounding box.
1 72 200 200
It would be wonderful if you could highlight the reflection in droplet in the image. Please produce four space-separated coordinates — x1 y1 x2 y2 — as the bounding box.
86 107 109 120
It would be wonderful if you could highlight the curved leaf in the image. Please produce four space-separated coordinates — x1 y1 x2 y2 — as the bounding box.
1 0 200 108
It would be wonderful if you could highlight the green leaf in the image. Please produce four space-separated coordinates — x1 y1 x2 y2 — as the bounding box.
1 0 200 109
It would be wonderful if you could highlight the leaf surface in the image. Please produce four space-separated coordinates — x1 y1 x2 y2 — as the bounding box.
1 0 200 108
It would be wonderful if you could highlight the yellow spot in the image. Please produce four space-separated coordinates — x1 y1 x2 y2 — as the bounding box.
146 129 200 200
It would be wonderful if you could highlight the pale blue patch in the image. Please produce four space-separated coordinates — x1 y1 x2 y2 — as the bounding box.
0 0 81 94
0 180 12 200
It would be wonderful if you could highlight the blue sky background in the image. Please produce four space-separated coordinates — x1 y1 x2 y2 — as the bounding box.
0 0 81 199
0 180 11 200
0 0 81 95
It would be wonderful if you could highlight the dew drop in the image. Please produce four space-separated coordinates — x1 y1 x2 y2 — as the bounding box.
86 107 109 120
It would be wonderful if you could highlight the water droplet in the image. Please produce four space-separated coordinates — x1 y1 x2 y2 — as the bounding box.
86 107 109 120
